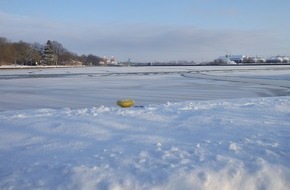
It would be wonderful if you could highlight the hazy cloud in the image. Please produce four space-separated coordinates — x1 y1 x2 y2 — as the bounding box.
1 11 289 62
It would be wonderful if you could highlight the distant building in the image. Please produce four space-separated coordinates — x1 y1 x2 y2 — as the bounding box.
214 55 237 65
99 56 118 65
266 56 289 63
214 54 247 64
256 57 266 63
214 54 289 64
228 55 246 63
245 56 266 63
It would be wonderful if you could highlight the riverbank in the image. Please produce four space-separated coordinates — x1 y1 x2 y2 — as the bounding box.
0 65 85 70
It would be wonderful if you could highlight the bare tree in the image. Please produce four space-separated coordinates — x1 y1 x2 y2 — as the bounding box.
0 36 103 66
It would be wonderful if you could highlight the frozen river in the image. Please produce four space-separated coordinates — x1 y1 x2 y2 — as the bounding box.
1 65 290 189
1 65 290 111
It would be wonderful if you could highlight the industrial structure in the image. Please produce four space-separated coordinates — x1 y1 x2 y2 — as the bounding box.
214 54 289 65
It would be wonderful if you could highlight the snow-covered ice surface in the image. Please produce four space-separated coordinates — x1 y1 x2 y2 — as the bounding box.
0 66 290 189
1 65 290 111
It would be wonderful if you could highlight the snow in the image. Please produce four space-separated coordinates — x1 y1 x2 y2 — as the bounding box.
0 66 290 189
1 65 290 111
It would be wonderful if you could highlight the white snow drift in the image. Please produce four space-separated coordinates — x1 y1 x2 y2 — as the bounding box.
0 66 290 189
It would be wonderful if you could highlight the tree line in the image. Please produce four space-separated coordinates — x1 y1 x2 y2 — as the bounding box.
0 37 104 66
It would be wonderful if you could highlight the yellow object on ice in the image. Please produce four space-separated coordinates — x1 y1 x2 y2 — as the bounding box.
117 99 135 108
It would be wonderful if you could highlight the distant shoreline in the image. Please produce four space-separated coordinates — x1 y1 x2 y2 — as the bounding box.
0 65 84 70
1 63 290 70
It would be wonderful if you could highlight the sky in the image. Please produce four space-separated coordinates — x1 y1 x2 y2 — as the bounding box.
0 0 290 62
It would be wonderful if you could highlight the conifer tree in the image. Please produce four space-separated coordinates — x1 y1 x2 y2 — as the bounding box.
42 40 56 65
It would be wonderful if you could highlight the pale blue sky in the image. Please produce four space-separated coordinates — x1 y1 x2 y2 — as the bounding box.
1 0 289 62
